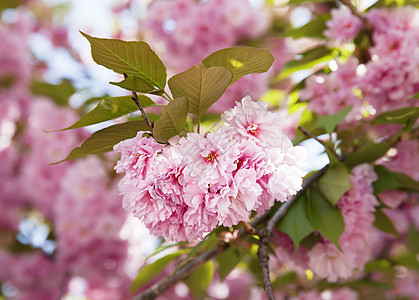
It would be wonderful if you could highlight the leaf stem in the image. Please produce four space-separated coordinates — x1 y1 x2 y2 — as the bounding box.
131 91 153 132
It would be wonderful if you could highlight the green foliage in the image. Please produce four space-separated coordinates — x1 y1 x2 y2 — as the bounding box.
58 96 154 131
283 15 329 39
271 272 297 288
344 142 391 168
307 189 344 250
81 32 167 89
278 46 334 80
185 260 214 298
54 121 149 163
216 246 248 280
110 76 158 94
316 106 352 134
373 165 419 194
373 209 398 236
202 47 274 84
0 0 23 11
130 249 189 293
318 164 352 205
168 64 232 116
372 106 419 125
277 194 313 251
153 96 188 143
31 80 76 107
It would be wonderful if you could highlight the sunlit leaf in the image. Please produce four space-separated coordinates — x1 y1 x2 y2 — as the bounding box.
185 261 214 298
54 121 149 164
277 193 313 251
58 96 154 131
168 64 232 116
318 164 352 205
81 32 166 89
153 96 188 143
307 189 344 250
130 249 189 293
202 47 274 84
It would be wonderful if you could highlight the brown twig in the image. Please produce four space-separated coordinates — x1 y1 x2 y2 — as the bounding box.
257 164 330 300
131 92 153 132
123 74 153 132
298 126 340 159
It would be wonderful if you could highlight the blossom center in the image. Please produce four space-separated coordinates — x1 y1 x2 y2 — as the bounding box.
204 152 217 162
247 123 260 136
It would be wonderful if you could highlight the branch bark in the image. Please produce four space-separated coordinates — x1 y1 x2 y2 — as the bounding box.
256 164 329 300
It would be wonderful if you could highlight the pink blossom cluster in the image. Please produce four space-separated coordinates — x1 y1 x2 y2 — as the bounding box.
304 6 419 121
146 0 270 72
308 164 379 282
324 6 363 43
0 252 63 300
115 97 307 242
55 157 129 281
271 164 379 282
291 288 358 300
144 0 274 112
301 58 363 122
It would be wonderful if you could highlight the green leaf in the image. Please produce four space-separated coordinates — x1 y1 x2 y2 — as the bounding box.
373 165 419 194
271 272 297 288
130 249 189 293
277 193 313 251
168 64 232 116
393 172 419 192
307 189 344 250
372 107 419 125
407 227 419 255
185 260 214 298
373 165 401 194
153 96 188 143
373 209 398 236
110 75 158 94
202 47 274 84
81 32 166 89
0 0 23 11
283 15 329 39
277 46 334 81
318 164 352 205
59 96 154 131
364 259 394 274
216 246 248 280
54 121 149 164
316 106 353 134
31 80 76 107
344 142 391 168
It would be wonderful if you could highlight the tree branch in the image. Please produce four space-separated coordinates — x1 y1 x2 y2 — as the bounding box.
257 164 329 300
131 92 153 132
